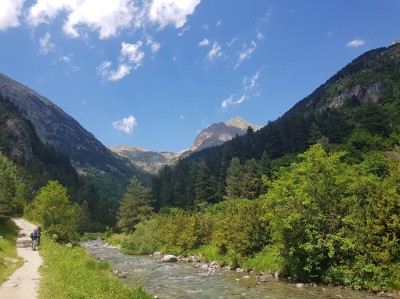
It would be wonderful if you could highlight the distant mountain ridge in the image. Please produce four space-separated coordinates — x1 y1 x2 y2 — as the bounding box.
108 145 179 173
189 116 261 152
0 73 134 179
109 116 261 173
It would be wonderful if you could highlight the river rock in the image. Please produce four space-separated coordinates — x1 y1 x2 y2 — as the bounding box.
153 252 162 258
186 255 201 262
114 270 128 278
257 274 267 282
161 255 178 262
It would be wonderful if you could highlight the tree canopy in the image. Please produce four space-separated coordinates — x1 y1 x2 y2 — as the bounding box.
117 176 153 233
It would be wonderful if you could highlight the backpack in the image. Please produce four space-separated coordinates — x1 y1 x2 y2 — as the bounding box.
31 231 38 239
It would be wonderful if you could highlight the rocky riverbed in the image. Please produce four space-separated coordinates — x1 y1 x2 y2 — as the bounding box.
81 239 385 299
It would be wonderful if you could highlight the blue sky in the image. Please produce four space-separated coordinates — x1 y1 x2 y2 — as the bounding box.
0 0 399 152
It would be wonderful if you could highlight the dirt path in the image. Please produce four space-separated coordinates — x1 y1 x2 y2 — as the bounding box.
0 218 43 299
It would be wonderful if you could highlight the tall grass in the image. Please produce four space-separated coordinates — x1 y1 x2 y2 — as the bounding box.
38 235 153 299
0 218 23 284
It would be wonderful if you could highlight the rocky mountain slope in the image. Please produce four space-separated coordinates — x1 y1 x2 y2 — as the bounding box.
189 116 261 152
109 117 261 173
108 145 179 173
0 73 134 179
151 43 400 210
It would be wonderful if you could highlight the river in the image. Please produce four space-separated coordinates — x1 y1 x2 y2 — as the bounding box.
81 239 382 299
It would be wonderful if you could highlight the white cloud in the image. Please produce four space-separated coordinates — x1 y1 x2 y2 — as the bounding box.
97 60 113 78
346 38 365 48
178 25 190 36
215 20 222 26
149 0 201 29
27 0 138 39
221 94 247 109
39 32 56 54
97 61 132 81
25 0 203 38
198 38 209 47
150 41 161 53
110 64 132 81
257 32 265 40
208 42 222 61
243 71 260 91
226 37 237 48
97 41 144 81
23 0 203 79
121 41 145 66
0 0 25 31
145 35 161 54
221 69 262 110
235 41 257 68
112 115 137 134
60 56 71 62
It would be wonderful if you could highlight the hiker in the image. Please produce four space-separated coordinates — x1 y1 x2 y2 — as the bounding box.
30 228 40 250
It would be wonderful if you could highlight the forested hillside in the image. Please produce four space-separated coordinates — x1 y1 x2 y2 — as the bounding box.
112 44 400 292
152 43 400 209
0 94 115 229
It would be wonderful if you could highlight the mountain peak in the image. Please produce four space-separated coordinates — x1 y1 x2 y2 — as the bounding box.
226 116 261 131
189 117 261 152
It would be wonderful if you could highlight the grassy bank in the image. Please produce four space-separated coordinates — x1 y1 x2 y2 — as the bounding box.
0 218 23 284
38 235 153 299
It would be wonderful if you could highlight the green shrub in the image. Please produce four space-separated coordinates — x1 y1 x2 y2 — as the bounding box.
243 245 285 273
121 218 161 255
196 245 241 268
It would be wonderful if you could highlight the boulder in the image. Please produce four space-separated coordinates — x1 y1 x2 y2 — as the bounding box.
161 255 178 262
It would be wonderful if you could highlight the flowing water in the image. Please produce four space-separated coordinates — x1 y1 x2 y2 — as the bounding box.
81 239 382 299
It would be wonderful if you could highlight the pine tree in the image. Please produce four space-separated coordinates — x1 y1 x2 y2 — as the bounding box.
194 162 211 204
0 152 18 217
242 159 262 199
118 176 153 233
224 157 243 200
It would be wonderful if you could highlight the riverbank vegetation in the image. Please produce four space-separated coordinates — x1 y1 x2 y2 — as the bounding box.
114 144 400 293
38 234 152 299
0 219 23 284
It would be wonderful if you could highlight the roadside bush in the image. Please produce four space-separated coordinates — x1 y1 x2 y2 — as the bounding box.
25 180 83 243
121 218 161 255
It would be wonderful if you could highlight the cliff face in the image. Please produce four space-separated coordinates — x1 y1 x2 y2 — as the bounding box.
0 73 134 178
4 118 34 165
0 96 35 166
